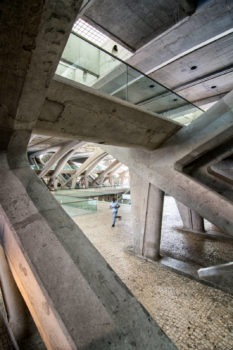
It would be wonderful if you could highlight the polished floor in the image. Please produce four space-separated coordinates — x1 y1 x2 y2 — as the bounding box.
75 197 233 350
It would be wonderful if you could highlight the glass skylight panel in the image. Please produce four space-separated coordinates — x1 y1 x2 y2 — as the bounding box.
73 18 108 46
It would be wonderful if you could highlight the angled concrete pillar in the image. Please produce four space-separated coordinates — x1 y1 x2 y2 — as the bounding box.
118 170 129 186
92 159 120 186
176 200 205 232
39 140 84 179
130 171 164 260
46 141 85 189
84 171 89 188
63 149 107 188
48 149 75 190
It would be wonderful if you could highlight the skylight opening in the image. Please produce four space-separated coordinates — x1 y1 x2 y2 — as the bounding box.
73 18 108 46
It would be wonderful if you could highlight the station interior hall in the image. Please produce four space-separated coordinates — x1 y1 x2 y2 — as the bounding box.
0 0 233 349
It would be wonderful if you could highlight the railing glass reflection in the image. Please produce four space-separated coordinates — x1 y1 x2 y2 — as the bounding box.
56 32 203 125
54 194 97 217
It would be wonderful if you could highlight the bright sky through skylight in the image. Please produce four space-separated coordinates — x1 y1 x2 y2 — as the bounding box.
73 18 108 46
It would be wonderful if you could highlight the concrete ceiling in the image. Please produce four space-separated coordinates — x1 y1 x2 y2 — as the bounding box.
81 0 233 113
83 0 197 51
26 0 233 151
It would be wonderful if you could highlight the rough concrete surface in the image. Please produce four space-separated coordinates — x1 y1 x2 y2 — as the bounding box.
35 76 181 149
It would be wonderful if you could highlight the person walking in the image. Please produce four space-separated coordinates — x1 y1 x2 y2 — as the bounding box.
110 197 120 227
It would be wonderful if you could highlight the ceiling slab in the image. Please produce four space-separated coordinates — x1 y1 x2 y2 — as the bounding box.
128 0 233 72
177 71 233 105
83 0 197 50
149 33 233 89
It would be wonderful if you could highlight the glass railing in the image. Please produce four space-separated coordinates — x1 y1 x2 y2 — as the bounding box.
54 193 97 217
56 32 203 125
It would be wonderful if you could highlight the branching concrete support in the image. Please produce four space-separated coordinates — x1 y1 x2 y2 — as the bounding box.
106 162 122 185
39 140 84 179
118 170 129 186
47 141 85 189
130 171 164 261
176 200 205 232
0 215 29 345
48 149 74 190
92 160 120 186
29 145 60 166
80 153 108 186
63 149 107 188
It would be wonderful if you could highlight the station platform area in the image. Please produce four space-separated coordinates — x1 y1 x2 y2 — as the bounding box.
0 197 233 349
74 198 233 350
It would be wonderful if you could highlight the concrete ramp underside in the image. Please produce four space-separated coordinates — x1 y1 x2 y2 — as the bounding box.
0 152 177 350
34 76 181 150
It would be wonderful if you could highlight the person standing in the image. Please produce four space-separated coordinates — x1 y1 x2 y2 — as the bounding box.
110 197 120 227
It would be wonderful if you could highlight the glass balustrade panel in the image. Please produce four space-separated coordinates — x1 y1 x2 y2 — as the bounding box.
56 33 203 125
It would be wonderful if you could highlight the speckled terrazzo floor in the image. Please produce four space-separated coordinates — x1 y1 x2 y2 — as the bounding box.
74 197 233 350
0 196 232 349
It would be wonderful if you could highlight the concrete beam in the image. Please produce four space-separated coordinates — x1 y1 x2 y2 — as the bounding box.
129 1 233 75
39 140 84 178
35 76 182 150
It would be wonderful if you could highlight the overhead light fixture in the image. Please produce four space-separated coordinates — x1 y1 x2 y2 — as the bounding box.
73 18 108 46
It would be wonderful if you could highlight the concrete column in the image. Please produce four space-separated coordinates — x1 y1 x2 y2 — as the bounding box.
142 184 164 260
130 171 164 260
84 171 89 188
176 200 205 232
109 174 113 186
